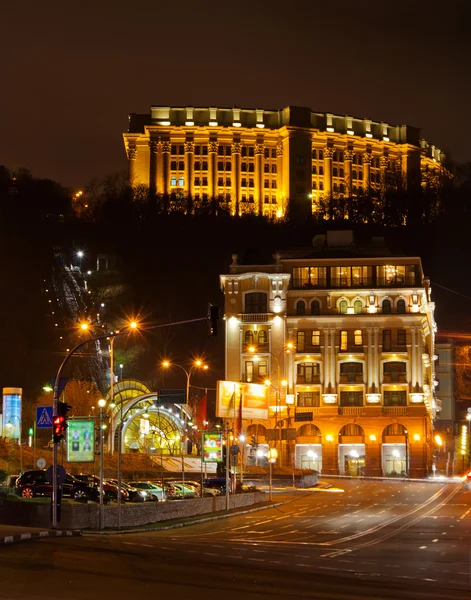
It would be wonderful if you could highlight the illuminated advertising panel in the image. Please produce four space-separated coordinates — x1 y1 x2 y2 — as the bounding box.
216 381 269 420
202 432 223 463
67 420 95 463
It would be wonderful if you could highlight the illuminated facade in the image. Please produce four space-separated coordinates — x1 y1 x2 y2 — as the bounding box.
220 231 437 477
123 105 446 218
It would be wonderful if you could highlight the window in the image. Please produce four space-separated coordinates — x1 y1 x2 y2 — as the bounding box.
354 329 363 345
271 181 277 188
297 392 320 407
312 149 317 159
311 330 320 346
271 165 277 173
339 300 348 314
340 391 363 406
202 177 208 186
258 330 267 346
218 161 223 171
340 362 363 383
194 161 200 170
311 300 320 315
171 161 177 170
264 179 269 188
296 300 306 315
297 331 305 352
354 300 362 314
194 177 200 186
340 330 348 350
264 164 269 173
178 176 184 187
258 361 268 377
245 361 254 382
244 330 253 346
170 176 177 186
297 362 320 383
226 178 231 186
245 292 268 314
296 155 305 165
397 299 406 313
382 299 391 314
384 390 407 406
264 196 269 204
383 330 392 351
397 329 407 346
384 361 407 382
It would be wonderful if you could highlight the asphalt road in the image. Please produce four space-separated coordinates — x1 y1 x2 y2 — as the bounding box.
1 479 470 599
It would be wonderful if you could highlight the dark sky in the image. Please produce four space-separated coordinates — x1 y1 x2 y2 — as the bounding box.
2 0 470 188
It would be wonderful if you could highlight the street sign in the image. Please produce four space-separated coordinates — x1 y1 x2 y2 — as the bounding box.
157 389 186 404
37 458 46 469
36 406 53 428
46 464 67 485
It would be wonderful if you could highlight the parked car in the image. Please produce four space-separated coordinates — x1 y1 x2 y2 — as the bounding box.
73 474 129 501
131 481 168 501
166 479 221 498
15 470 97 500
166 482 197 499
204 477 232 494
107 479 151 502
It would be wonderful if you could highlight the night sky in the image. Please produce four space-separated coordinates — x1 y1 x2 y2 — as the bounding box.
2 1 470 188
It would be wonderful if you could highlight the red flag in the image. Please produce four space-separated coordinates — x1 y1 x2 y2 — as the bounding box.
237 390 243 438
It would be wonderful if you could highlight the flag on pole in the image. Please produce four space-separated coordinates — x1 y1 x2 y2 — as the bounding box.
237 389 243 438
194 393 207 428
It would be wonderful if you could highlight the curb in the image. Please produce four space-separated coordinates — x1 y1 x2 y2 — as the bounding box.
0 530 82 546
84 501 288 536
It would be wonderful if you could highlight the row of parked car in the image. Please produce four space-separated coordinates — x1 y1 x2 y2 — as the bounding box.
14 470 229 502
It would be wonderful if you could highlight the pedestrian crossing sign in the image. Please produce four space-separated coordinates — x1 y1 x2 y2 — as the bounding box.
36 406 53 428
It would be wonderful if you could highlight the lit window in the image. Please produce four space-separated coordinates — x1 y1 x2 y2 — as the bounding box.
354 329 363 345
340 330 348 350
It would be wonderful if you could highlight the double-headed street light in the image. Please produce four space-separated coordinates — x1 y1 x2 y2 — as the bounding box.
161 359 208 496
98 398 107 530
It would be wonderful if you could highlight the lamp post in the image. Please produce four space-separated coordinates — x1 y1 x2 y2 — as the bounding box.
268 447 278 501
404 429 409 476
76 250 84 271
249 343 293 464
7 416 22 473
467 414 471 469
119 364 124 381
98 398 106 530
161 359 208 497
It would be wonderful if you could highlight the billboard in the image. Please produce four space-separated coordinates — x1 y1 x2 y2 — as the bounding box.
202 432 223 463
67 420 95 463
216 381 269 420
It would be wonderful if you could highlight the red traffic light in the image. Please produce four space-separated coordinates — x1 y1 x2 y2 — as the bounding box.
53 415 66 443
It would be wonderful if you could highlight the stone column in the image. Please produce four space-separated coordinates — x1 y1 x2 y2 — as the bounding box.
148 141 158 194
184 141 195 198
254 142 265 215
162 141 170 196
208 141 218 199
324 146 334 196
373 328 379 389
410 327 417 388
417 328 423 388
363 151 372 191
156 141 164 194
231 142 241 215
330 328 337 391
367 327 373 390
380 155 388 187
276 142 284 209
322 440 339 475
365 440 382 477
323 328 330 390
127 146 137 185
344 149 353 196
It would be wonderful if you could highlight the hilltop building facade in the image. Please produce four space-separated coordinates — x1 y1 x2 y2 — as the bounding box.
123 105 446 218
220 231 438 477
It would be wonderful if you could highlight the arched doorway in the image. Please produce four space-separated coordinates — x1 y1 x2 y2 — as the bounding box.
339 424 365 476
295 424 322 472
382 423 407 476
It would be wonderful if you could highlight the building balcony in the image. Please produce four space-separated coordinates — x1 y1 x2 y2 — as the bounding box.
382 374 407 383
339 345 365 353
296 375 321 385
382 346 408 354
289 277 419 290
339 374 364 384
290 405 429 419
296 345 321 354
240 313 272 323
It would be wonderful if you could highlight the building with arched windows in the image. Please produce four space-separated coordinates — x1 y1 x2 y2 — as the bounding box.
123 105 446 219
220 231 438 477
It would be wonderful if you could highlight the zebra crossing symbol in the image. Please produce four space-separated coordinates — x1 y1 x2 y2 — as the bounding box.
36 406 53 428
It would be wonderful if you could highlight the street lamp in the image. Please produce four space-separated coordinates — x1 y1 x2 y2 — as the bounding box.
76 250 84 270
268 447 278 501
161 359 208 497
6 416 22 473
119 364 124 381
98 398 106 530
467 414 471 469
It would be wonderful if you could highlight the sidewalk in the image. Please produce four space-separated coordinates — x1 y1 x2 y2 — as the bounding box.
0 524 81 546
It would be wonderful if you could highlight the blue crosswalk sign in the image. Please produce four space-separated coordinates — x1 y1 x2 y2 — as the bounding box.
36 406 53 428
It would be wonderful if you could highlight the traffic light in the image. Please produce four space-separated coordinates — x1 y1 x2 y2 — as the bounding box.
208 304 219 336
53 403 71 444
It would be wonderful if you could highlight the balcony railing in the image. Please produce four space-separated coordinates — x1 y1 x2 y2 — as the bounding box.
290 277 418 290
296 345 321 354
240 313 271 322
296 375 321 385
339 374 364 384
382 406 407 415
339 407 365 416
382 345 408 353
339 345 365 353
382 373 407 383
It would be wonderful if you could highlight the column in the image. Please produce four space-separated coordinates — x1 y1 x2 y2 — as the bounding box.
330 328 337 391
127 146 137 185
162 141 170 195
373 328 379 389
254 141 264 215
410 327 417 388
276 141 284 211
344 149 353 196
380 155 388 188
148 141 158 194
231 141 241 215
208 141 218 199
365 439 382 477
184 141 195 198
324 146 334 196
156 141 164 194
323 328 330 390
367 328 373 390
363 151 372 191
417 328 423 388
